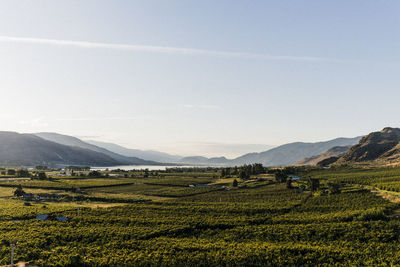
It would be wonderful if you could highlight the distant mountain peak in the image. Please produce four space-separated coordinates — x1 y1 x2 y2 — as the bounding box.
34 132 159 166
85 140 182 163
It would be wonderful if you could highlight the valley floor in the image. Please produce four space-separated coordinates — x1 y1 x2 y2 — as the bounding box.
0 167 400 265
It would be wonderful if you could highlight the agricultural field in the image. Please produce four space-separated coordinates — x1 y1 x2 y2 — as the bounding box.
1 166 400 265
308 167 400 192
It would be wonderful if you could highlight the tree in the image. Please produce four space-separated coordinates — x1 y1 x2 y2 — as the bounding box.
14 185 25 197
88 170 102 178
144 169 149 178
286 178 293 189
7 169 16 176
307 178 320 192
252 163 264 175
239 169 250 179
232 166 238 175
327 182 341 194
221 169 226 178
275 172 287 183
16 169 29 177
232 179 238 187
37 172 47 180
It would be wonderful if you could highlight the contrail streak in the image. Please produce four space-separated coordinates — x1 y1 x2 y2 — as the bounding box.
0 35 330 62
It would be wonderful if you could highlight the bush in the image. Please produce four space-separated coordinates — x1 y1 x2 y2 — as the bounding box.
233 179 238 187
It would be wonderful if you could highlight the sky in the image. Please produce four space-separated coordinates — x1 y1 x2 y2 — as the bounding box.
0 0 399 158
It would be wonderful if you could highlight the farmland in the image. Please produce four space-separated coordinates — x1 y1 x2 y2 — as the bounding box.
1 166 400 265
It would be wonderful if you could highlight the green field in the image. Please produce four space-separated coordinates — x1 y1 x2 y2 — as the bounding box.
308 167 400 191
1 167 400 265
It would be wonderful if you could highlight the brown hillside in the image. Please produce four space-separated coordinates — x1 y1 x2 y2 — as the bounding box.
338 127 400 164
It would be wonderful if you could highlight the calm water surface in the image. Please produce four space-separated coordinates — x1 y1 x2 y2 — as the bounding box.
91 165 195 171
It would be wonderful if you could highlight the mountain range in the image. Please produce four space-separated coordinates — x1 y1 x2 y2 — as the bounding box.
177 137 362 167
291 127 400 167
85 140 181 163
0 130 383 167
34 132 157 165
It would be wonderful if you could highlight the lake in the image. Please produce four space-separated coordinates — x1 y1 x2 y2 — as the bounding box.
91 165 195 171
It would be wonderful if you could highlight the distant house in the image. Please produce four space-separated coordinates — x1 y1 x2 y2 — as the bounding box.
57 216 68 222
36 214 48 221
189 185 195 188
288 175 302 181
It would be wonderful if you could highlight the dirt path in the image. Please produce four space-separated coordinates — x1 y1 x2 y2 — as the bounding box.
368 186 400 203
362 185 400 218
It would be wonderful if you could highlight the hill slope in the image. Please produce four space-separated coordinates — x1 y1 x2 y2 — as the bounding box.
34 132 159 165
232 137 362 166
295 146 351 166
0 131 121 166
178 137 362 166
85 140 182 163
338 127 400 164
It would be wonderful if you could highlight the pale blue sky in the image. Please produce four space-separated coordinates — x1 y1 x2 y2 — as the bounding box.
0 0 399 157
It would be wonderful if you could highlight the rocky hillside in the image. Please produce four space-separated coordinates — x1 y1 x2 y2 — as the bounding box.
338 127 400 164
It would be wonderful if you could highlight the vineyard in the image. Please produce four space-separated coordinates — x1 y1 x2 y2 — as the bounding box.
1 167 400 265
308 167 400 192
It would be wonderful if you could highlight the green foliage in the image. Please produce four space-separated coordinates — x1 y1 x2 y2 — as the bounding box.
286 178 293 189
16 169 30 177
308 166 400 193
232 179 238 187
37 172 47 180
275 171 287 183
0 168 400 265
327 182 341 195
307 178 320 191
87 171 102 178
13 184 25 197
239 169 250 179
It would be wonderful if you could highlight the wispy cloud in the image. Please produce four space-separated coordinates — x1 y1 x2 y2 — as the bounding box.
0 35 330 62
184 104 223 110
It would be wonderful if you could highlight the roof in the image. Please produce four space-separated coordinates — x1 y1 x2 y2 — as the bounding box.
288 175 302 180
36 214 48 220
56 216 68 222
